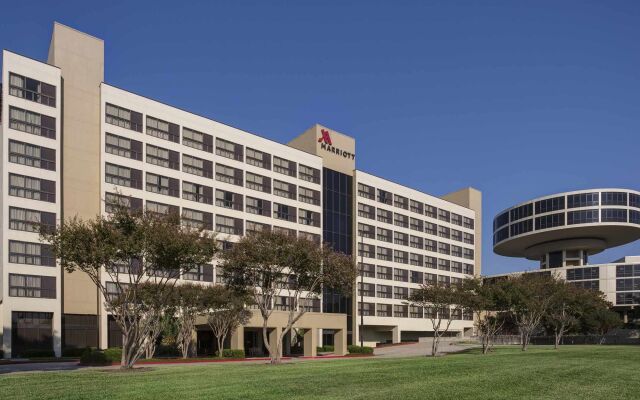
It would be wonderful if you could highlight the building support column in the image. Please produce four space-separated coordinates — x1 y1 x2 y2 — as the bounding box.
392 326 401 344
230 326 244 350
269 327 282 358
334 329 347 356
303 328 317 357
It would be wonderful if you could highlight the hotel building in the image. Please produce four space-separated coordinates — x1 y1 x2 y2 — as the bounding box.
0 23 481 358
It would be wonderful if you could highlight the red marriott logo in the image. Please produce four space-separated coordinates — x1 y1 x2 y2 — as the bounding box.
318 129 333 145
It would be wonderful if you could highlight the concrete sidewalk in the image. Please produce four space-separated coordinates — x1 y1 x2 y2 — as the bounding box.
374 340 476 358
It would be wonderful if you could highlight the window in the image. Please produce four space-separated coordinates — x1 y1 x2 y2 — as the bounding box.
9 174 55 203
299 209 320 227
246 148 271 169
394 304 408 317
377 303 392 317
510 219 533 236
394 231 409 246
410 236 423 249
182 127 213 152
146 144 179 170
9 240 55 266
425 257 437 269
246 197 271 216
438 259 451 271
105 192 142 213
376 227 392 242
463 263 474 275
273 203 297 222
215 215 243 235
463 232 474 245
182 208 213 230
377 209 393 224
410 200 424 214
463 248 474 260
567 192 599 208
358 282 375 297
567 210 599 225
183 264 214 282
105 163 142 189
358 223 375 239
273 156 296 176
410 305 423 318
425 222 437 236
246 172 271 193
535 213 565 230
438 225 450 239
9 73 56 107
394 250 408 264
494 211 509 230
425 239 437 252
183 154 212 178
377 285 392 299
358 243 375 258
358 302 375 316
631 210 640 225
9 106 56 139
411 270 424 284
377 246 392 261
463 217 474 229
452 245 462 258
215 138 243 161
359 263 376 278
410 253 423 266
146 173 179 197
183 181 212 204
377 266 392 280
106 103 142 132
438 242 450 255
602 192 627 206
146 116 179 143
299 187 321 205
358 183 375 199
451 229 462 242
438 209 450 222
146 201 179 216
451 213 462 226
410 218 423 232
9 207 56 233
299 231 320 244
630 193 640 209
215 164 243 186
377 189 392 205
9 140 55 171
616 292 639 305
425 204 437 219
394 287 408 300
451 261 462 273
215 189 243 211
438 275 451 287
601 209 627 223
299 164 320 184
358 203 375 219
9 274 55 298
274 226 297 237
106 133 142 160
273 180 296 199
510 204 533 222
616 279 640 292
535 196 565 214
394 213 409 228
567 267 599 281
394 195 408 209
246 221 271 235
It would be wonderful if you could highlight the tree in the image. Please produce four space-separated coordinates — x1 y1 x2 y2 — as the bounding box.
174 283 209 358
461 278 508 354
42 205 217 368
502 273 555 351
220 230 356 364
583 307 622 344
408 282 466 356
544 282 579 349
203 287 252 358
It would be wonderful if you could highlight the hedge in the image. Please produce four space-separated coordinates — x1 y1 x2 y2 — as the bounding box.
219 349 245 358
79 348 111 366
316 345 335 352
103 347 122 362
347 345 374 354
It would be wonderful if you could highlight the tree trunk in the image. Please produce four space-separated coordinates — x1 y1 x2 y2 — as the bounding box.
431 334 439 357
217 336 225 358
521 331 529 351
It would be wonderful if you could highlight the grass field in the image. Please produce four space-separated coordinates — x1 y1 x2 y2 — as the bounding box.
1 346 639 400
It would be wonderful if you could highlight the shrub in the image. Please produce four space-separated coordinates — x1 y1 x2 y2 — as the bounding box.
155 344 179 357
317 345 335 352
219 349 244 358
22 349 56 358
79 348 111 366
103 347 122 363
347 345 374 354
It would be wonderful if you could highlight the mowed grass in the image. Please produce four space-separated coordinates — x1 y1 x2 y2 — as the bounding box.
2 346 639 400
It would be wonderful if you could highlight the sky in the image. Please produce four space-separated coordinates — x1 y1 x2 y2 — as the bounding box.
1 1 639 274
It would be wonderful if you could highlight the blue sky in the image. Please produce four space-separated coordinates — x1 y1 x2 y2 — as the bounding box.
2 1 639 274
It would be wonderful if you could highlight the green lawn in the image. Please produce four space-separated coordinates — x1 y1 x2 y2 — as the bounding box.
2 346 639 400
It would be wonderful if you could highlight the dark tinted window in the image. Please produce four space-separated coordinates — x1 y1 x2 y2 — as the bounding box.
535 196 565 214
567 192 599 208
602 192 627 206
567 209 599 225
510 203 533 222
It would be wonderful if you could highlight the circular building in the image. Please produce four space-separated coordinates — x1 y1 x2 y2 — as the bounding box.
493 189 640 269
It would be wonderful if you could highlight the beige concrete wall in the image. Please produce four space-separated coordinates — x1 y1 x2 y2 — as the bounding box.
48 22 104 315
441 187 483 276
288 124 356 176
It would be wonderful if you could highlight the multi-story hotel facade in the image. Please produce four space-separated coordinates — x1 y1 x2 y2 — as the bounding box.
0 23 481 358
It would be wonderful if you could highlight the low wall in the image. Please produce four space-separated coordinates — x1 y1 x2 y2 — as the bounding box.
481 334 640 346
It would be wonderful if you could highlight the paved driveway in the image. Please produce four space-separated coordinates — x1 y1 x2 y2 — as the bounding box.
374 340 475 358
0 361 84 375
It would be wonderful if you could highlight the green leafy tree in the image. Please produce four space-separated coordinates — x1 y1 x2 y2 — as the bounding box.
203 286 252 358
42 205 217 368
174 283 210 358
220 231 356 364
461 278 508 354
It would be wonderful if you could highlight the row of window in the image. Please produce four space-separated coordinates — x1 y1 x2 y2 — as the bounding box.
357 303 473 320
9 105 56 139
105 104 321 184
9 72 57 107
616 278 640 292
358 263 473 282
9 173 56 203
357 242 475 271
358 203 474 243
357 183 474 228
8 273 56 299
616 264 640 278
616 292 639 305
566 267 599 281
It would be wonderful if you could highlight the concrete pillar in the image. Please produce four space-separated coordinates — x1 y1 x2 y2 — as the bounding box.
334 329 347 356
269 327 282 357
303 328 317 357
392 326 401 344
230 326 244 350
317 328 323 347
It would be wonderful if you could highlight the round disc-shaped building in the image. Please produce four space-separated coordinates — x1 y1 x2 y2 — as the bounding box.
493 189 640 268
